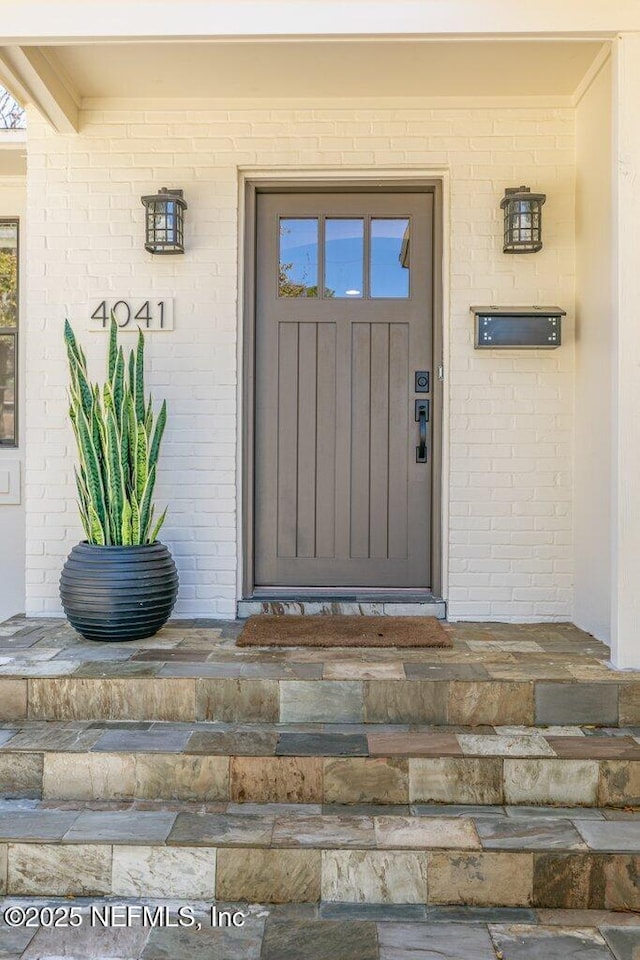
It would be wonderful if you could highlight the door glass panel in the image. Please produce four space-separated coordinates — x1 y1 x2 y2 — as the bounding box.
370 218 410 299
0 334 16 444
324 218 364 299
279 218 319 297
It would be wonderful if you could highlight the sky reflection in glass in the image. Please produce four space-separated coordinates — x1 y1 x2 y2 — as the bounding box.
371 218 410 299
325 219 364 298
279 218 319 297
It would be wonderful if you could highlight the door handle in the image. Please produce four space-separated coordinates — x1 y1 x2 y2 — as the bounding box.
415 400 429 463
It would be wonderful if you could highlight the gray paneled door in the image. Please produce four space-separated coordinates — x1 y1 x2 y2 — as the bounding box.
254 191 434 588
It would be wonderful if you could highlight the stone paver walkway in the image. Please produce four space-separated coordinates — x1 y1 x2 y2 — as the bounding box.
0 901 638 959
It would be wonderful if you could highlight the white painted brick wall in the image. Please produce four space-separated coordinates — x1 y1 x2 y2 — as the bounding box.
24 104 575 620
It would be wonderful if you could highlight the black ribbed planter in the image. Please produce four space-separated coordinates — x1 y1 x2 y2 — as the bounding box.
60 542 179 642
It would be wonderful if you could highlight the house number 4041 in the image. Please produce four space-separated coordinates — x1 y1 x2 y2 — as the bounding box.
88 298 174 332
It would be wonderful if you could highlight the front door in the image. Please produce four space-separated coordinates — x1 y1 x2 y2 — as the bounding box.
254 190 434 589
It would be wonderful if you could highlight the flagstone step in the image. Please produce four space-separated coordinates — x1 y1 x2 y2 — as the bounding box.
1 721 639 807
0 801 638 908
0 900 637 960
1 617 638 727
1 674 638 726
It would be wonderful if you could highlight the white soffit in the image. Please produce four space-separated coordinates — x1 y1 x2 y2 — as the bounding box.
49 39 606 101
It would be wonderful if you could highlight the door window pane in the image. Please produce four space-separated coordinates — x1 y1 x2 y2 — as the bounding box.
370 218 410 298
0 221 18 326
324 218 364 298
0 334 16 445
279 218 319 297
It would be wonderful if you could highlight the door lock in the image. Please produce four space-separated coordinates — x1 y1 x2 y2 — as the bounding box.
415 370 430 393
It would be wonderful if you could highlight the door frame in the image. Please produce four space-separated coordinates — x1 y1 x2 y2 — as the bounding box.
240 172 446 600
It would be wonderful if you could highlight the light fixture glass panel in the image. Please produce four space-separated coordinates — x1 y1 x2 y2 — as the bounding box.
0 334 16 444
370 218 410 298
279 218 319 297
324 218 364 298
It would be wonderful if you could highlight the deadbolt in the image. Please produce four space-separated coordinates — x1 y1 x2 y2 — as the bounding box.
415 370 430 393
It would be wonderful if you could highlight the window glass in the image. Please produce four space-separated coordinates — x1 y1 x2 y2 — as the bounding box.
0 220 18 446
279 218 319 297
0 221 17 326
370 218 410 299
0 334 16 445
324 219 364 298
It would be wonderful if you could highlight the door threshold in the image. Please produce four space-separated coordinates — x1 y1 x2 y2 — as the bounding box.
238 592 447 620
249 588 443 602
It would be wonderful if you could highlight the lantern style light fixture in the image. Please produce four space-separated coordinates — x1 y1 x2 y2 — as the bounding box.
141 187 187 254
500 185 546 254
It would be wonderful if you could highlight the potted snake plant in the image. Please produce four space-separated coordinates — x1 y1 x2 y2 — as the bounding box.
59 317 178 641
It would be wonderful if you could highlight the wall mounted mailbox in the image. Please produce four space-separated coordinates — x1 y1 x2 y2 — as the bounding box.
471 306 565 349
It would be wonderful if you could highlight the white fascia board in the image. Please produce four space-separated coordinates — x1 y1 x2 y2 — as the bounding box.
0 46 79 133
0 0 639 41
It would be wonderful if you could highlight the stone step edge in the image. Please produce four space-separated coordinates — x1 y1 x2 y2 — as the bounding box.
1 676 637 726
2 807 639 852
0 840 638 908
3 738 640 760
3 750 637 808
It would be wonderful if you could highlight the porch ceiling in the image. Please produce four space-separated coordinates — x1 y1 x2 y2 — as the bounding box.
47 39 604 102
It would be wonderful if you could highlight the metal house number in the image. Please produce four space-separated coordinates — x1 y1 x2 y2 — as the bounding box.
89 298 174 332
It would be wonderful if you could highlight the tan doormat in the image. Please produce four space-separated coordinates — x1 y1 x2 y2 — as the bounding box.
237 615 452 648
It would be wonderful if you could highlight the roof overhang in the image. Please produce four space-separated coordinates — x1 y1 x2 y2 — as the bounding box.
0 0 638 41
0 0 624 134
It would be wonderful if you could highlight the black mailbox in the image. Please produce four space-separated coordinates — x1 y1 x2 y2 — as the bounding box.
471 306 565 349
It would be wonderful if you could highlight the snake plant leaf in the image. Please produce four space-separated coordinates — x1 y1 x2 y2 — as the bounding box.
112 346 125 417
149 399 167 471
145 395 153 435
128 348 135 397
135 423 148 502
135 328 145 423
128 394 137 471
107 315 118 382
148 506 168 544
131 494 141 545
73 360 94 420
121 497 133 546
76 501 91 541
91 390 105 461
74 466 91 540
103 381 114 416
88 503 106 546
138 463 157 542
120 387 130 472
74 464 90 509
64 319 87 373
106 409 125 540
76 406 108 542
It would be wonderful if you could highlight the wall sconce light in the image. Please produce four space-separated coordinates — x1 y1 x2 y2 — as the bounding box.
141 187 187 254
500 186 546 254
